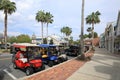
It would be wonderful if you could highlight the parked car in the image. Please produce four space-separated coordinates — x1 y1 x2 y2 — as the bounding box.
10 43 45 75
0 43 11 49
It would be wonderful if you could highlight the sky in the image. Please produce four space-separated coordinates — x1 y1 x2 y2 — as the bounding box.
0 0 120 40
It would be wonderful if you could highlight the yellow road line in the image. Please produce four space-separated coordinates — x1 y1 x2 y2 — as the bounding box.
0 58 11 60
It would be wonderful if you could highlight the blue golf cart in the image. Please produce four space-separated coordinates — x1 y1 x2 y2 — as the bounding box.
38 44 60 67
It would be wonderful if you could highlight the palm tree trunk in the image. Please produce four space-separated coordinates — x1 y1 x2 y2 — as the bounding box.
4 12 8 50
47 23 48 37
92 22 94 48
41 22 43 44
80 0 85 55
46 23 48 44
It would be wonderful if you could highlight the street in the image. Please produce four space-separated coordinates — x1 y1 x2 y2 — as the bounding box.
0 54 13 80
0 53 74 80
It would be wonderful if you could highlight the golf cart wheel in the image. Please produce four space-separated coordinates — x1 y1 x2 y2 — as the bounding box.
57 58 60 64
48 61 53 67
65 57 68 61
76 53 79 56
13 63 17 69
26 67 33 76
66 52 69 56
41 63 45 70
58 58 63 63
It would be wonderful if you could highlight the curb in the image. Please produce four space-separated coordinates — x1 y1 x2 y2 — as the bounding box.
0 53 12 57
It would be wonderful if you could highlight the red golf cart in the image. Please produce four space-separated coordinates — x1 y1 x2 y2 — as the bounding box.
11 43 45 75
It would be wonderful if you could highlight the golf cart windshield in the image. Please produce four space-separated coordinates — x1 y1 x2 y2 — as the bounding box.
27 47 40 60
11 43 40 60
38 44 58 56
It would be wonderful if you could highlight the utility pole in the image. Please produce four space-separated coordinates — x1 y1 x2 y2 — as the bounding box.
80 0 85 54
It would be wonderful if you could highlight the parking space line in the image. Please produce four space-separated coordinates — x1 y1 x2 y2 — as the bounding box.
0 58 11 60
3 69 17 80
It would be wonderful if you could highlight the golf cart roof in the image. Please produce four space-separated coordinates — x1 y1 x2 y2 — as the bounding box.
39 44 49 48
38 44 56 48
12 43 39 48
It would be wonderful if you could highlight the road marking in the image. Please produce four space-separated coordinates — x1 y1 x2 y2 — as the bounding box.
3 69 17 80
0 58 11 60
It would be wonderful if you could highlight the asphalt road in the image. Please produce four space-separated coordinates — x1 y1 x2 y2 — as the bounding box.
0 53 74 80
0 54 13 80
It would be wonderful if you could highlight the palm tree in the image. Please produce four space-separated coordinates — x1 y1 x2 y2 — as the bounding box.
0 0 16 50
61 26 72 41
87 27 98 38
36 10 46 43
45 12 53 37
87 27 92 32
86 11 101 47
61 27 66 38
64 27 72 37
61 27 65 36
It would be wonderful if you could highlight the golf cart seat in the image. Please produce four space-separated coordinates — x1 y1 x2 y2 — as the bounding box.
42 55 48 58
19 58 27 63
41 50 48 58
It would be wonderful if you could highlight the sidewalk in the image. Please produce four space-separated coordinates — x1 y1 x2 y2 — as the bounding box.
67 47 120 80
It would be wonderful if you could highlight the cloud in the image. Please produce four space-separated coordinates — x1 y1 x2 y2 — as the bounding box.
0 12 4 22
53 25 61 29
8 31 21 36
11 0 33 11
28 14 35 21
34 23 41 27
11 0 43 12
12 12 21 17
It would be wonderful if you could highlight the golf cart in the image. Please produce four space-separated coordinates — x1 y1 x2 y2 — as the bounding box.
38 44 60 67
65 45 79 56
54 45 68 62
10 43 45 75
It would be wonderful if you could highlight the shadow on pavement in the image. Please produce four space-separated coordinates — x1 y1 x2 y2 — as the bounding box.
92 47 120 80
92 58 113 66
94 62 120 80
75 55 85 61
0 71 5 80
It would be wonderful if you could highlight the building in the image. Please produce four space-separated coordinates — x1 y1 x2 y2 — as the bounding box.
84 38 92 45
99 33 105 48
105 22 116 53
47 34 68 45
114 11 120 53
31 33 36 44
100 11 120 54
31 34 68 45
84 37 99 46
